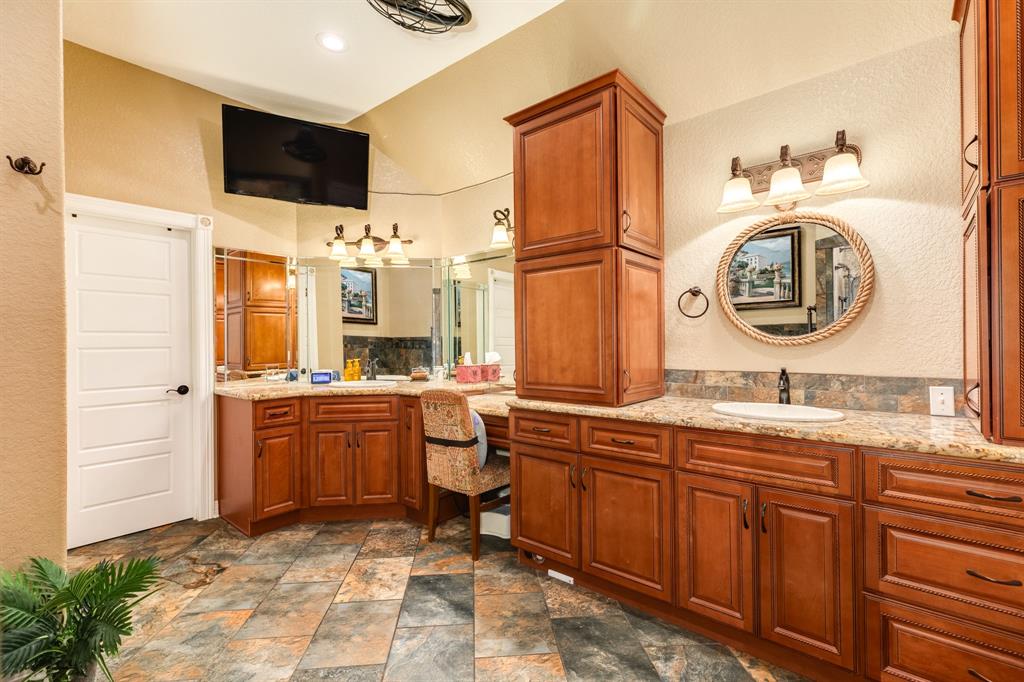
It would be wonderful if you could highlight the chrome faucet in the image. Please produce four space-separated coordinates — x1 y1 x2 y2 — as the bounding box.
778 368 791 405
367 358 379 381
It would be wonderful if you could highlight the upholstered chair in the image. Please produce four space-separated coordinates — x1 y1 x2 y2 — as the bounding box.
420 389 510 560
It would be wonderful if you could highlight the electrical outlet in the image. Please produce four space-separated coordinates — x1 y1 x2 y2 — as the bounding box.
929 386 956 416
547 569 574 585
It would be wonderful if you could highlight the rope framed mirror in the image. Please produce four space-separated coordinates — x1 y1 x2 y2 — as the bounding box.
715 211 875 346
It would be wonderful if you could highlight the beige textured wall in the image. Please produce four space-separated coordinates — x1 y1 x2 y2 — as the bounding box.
664 35 961 378
63 42 297 255
0 0 67 568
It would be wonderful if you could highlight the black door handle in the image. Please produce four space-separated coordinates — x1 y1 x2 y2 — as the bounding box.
966 489 1022 503
760 502 768 534
966 569 1022 587
166 385 189 395
742 499 749 530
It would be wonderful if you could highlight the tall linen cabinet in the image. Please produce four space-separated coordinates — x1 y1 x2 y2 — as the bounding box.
506 70 666 407
957 0 1024 443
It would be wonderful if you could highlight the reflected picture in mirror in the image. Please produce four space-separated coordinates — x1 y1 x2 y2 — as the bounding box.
717 213 874 345
340 267 377 325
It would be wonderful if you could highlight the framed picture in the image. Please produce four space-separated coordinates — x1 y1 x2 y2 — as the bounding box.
341 267 378 325
728 226 802 310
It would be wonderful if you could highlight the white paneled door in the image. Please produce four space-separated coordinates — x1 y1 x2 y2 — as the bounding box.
67 215 193 548
488 269 515 379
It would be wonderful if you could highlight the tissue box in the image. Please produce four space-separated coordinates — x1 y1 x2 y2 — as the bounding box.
455 364 483 383
482 364 501 381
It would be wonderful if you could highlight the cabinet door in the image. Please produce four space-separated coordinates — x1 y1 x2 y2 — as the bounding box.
225 308 243 370
245 258 289 307
676 473 755 632
308 423 354 507
963 192 990 434
244 307 287 371
399 398 424 509
994 181 1024 442
513 89 615 259
958 0 987 205
254 426 302 520
617 250 664 405
515 249 616 405
757 489 855 670
992 0 1024 183
581 456 672 602
225 252 244 307
354 422 398 504
618 91 663 257
510 443 580 567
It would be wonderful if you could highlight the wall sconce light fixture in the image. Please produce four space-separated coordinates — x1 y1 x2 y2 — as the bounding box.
716 130 867 213
326 222 413 267
489 208 514 250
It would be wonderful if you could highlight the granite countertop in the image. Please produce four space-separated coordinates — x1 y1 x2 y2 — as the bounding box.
466 392 516 418
508 396 1024 465
214 378 513 401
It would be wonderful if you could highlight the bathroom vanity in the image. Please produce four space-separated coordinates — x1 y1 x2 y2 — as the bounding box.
505 397 1024 681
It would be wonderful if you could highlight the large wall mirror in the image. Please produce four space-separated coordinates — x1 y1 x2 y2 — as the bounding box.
441 250 515 380
716 212 874 345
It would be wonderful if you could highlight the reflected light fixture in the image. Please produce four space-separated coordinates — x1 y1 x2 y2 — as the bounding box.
763 145 812 210
362 255 384 268
450 255 472 280
489 208 514 249
816 130 869 196
716 157 760 214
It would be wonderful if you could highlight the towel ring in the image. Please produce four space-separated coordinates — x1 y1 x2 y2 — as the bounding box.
678 286 710 319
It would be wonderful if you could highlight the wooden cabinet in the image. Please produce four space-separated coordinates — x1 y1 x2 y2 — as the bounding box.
676 473 755 632
245 258 289 307
507 70 666 408
506 71 665 261
254 425 302 520
757 488 856 670
308 423 354 507
514 247 663 406
580 456 672 602
510 442 580 568
399 398 424 510
956 0 1024 444
244 308 288 371
354 422 398 504
215 259 225 366
222 251 294 374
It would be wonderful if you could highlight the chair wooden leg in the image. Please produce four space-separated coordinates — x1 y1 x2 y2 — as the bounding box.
427 484 439 542
470 494 481 561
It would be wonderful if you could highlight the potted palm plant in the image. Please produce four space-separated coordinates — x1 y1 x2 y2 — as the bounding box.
1 556 160 681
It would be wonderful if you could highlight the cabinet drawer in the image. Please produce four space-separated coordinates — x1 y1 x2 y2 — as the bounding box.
677 429 854 497
253 399 301 428
482 415 510 450
580 418 670 466
510 411 579 451
865 451 1024 529
309 396 397 422
864 507 1024 632
866 597 1024 682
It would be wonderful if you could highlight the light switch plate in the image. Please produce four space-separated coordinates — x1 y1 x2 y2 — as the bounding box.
929 386 956 416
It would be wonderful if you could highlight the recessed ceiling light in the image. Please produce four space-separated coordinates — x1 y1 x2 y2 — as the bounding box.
316 32 346 53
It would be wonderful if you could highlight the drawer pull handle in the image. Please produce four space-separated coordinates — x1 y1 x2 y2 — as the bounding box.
742 499 749 530
966 489 1023 503
760 502 768 534
968 669 993 682
622 210 632 233
256 439 263 459
266 409 290 417
531 427 551 433
569 464 576 489
963 134 980 171
580 466 589 492
964 382 982 417
610 437 636 445
966 569 1022 587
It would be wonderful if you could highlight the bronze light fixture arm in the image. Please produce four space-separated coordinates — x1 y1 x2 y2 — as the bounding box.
726 129 862 195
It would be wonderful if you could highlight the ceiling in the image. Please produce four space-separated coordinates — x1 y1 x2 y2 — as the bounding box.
63 0 562 122
352 0 959 192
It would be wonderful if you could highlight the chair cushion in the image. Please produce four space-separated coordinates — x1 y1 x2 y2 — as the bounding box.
428 454 510 497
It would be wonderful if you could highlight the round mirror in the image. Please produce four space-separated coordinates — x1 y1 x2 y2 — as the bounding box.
715 211 874 345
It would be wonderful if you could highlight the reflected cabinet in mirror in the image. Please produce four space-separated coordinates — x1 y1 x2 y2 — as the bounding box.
716 212 874 345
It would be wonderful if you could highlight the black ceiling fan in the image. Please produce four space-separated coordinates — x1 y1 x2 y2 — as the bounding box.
366 0 472 34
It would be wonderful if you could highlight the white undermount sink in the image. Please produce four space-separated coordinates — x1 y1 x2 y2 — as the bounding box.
327 380 397 388
712 402 845 423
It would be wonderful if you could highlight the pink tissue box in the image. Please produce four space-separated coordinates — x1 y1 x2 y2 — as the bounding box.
482 364 501 381
455 364 483 383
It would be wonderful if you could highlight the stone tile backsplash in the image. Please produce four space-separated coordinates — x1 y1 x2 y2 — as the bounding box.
344 336 433 375
665 369 965 415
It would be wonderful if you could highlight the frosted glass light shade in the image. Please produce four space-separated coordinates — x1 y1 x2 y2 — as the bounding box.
815 152 869 196
388 254 409 267
329 240 348 260
716 176 760 214
362 255 383 268
358 237 377 256
764 166 812 207
489 223 512 249
386 235 406 256
335 255 357 267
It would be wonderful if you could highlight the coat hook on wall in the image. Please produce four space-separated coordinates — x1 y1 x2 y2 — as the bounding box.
6 155 45 176
678 286 710 319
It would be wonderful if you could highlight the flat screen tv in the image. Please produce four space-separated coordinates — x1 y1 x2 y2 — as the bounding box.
222 104 369 209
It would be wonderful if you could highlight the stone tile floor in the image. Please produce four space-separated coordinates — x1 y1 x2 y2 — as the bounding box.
66 516 806 681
